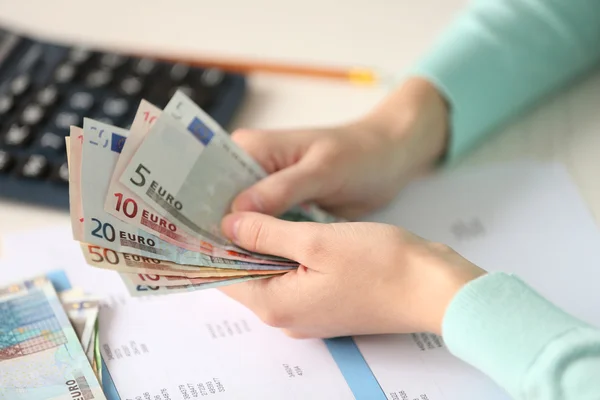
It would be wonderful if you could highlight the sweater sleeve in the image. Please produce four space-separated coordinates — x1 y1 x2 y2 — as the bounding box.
407 0 600 162
442 272 600 399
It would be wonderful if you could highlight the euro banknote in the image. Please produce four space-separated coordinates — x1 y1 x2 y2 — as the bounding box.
0 276 106 400
77 118 293 271
59 289 102 381
119 91 339 250
59 289 100 358
121 273 275 297
121 272 249 287
79 243 287 278
66 130 84 241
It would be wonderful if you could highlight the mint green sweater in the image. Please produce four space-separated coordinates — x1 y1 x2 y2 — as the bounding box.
409 0 600 398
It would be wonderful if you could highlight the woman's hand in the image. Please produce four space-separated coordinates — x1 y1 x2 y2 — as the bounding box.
231 78 449 220
219 211 486 338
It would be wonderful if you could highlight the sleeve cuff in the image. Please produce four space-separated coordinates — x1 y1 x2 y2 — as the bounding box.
442 272 592 396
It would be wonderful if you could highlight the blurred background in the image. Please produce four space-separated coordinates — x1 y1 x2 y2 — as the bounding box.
0 0 599 235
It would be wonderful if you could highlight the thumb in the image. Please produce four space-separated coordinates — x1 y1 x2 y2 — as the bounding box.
231 163 322 217
221 211 320 261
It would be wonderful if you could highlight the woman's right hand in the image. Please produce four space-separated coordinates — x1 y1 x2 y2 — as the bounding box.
231 77 450 220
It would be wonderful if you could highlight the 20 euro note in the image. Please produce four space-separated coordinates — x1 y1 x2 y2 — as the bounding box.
79 243 288 278
78 118 293 271
102 99 292 266
0 276 106 400
119 91 340 251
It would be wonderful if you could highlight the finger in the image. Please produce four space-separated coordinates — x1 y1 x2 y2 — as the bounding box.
320 203 369 221
219 271 299 328
221 211 321 261
230 129 273 168
232 163 323 216
231 129 296 173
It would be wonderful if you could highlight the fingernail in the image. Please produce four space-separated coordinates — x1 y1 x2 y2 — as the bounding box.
233 190 264 213
222 214 242 242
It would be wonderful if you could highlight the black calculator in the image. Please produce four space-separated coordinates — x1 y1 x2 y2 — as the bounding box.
0 27 247 210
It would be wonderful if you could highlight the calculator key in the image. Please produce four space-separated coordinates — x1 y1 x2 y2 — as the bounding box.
36 85 59 107
85 69 113 88
39 132 66 152
0 93 14 116
3 124 33 147
54 111 81 131
200 68 225 88
102 97 129 118
132 58 157 76
118 75 143 96
52 161 70 184
54 63 77 84
100 53 128 69
19 154 49 179
10 73 31 96
20 104 45 126
69 91 95 112
68 48 92 65
0 150 15 173
169 63 189 82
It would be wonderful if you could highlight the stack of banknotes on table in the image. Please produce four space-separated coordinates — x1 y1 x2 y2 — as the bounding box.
66 91 339 297
0 276 105 399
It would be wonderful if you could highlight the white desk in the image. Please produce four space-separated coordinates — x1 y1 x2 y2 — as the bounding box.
1 0 599 237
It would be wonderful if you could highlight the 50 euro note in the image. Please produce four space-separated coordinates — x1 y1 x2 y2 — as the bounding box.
77 117 293 271
102 99 291 266
0 276 105 400
79 242 287 278
119 91 340 253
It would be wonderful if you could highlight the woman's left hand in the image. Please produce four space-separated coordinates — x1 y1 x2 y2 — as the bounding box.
219 211 486 338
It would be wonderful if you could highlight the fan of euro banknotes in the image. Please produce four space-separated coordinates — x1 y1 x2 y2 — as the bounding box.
66 90 340 297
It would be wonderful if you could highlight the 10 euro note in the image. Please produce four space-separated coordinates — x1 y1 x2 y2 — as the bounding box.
119 91 340 253
120 273 276 297
78 117 292 271
0 277 105 400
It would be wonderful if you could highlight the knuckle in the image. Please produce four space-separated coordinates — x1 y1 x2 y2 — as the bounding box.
230 129 253 143
282 329 309 339
305 152 333 176
259 308 291 328
231 130 264 154
428 241 454 254
272 181 296 204
299 227 328 260
245 217 268 252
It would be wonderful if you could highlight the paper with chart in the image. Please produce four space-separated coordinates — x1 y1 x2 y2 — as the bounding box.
2 161 600 400
97 288 356 399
